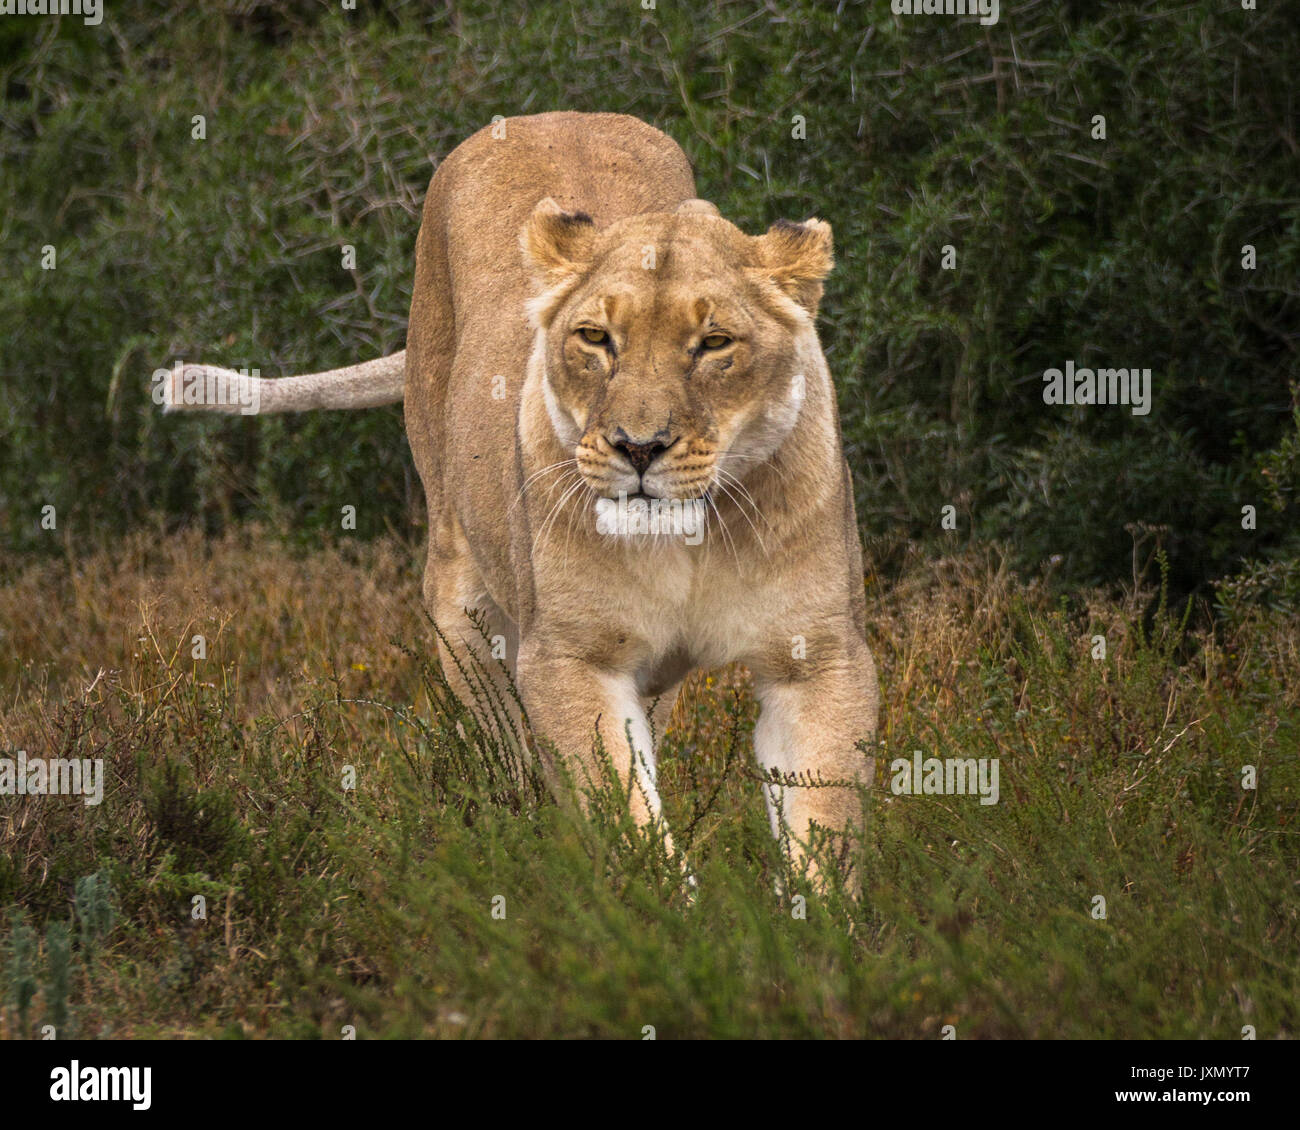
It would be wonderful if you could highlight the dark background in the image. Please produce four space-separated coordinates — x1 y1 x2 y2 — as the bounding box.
2 0 1297 609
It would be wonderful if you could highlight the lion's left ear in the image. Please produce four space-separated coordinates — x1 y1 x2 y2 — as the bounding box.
749 218 833 317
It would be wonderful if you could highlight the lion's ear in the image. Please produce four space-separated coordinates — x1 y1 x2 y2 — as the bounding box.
521 197 597 288
675 198 720 217
749 217 833 317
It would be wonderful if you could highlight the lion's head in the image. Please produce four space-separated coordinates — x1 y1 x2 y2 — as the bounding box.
521 197 833 508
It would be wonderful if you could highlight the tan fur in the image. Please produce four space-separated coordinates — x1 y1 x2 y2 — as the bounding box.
161 352 405 413
170 111 880 879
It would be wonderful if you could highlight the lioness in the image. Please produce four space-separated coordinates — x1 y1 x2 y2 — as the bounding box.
165 111 879 878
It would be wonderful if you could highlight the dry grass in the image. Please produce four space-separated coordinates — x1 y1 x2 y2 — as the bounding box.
1 530 1296 1038
2 526 421 744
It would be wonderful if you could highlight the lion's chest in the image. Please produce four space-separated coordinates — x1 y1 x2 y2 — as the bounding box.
619 546 771 680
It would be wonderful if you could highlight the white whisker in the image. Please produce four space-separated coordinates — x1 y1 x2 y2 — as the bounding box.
714 475 768 556
704 491 739 568
716 466 771 530
512 458 577 513
532 471 585 555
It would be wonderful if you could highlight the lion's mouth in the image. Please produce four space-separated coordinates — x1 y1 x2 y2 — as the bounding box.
601 489 709 504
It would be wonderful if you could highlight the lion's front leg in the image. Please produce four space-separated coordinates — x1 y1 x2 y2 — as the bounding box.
516 644 666 833
753 635 879 885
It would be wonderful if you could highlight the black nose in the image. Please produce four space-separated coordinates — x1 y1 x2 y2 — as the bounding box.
610 428 674 475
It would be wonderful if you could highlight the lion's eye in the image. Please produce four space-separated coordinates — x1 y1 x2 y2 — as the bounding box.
701 333 731 350
580 327 609 345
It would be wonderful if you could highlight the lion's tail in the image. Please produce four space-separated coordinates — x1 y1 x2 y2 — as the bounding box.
160 350 406 415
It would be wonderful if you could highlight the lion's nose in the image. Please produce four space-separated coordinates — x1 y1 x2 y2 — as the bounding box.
609 428 675 475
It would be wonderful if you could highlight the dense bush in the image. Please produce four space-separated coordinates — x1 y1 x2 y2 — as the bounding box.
2 0 1297 599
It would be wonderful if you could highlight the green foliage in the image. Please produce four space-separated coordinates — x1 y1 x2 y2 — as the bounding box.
3 909 39 1037
44 919 72 1035
74 870 117 948
143 762 247 875
1256 384 1300 518
1214 382 1300 621
0 0 1296 598
396 611 548 818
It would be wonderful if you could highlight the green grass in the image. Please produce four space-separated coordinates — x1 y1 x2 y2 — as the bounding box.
1 533 1295 1038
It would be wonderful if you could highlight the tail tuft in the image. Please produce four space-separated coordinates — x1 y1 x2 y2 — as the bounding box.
158 351 406 415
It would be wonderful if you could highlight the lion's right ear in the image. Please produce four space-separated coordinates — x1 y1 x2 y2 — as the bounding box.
748 217 833 318
521 197 597 290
